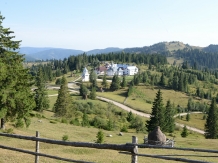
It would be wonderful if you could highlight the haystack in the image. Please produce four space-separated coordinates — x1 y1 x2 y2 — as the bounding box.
148 126 166 145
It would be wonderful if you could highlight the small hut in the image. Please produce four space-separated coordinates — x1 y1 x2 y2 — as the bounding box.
147 126 166 145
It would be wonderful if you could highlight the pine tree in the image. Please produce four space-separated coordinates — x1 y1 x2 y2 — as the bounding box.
0 14 35 128
34 66 50 112
89 87 96 100
181 125 188 137
79 83 89 99
53 76 73 117
101 73 108 89
96 130 104 143
186 113 190 121
159 73 166 86
120 75 127 88
82 112 90 127
89 70 97 88
110 75 120 91
164 100 175 133
127 111 134 122
127 85 134 97
205 98 218 139
146 89 165 132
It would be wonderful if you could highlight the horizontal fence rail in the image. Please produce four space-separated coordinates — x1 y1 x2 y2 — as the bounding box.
0 132 135 153
0 144 93 163
120 152 211 163
138 144 218 154
0 132 217 163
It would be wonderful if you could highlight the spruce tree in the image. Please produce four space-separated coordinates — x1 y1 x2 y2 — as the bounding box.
79 83 89 99
146 89 165 132
0 14 35 128
82 112 90 127
120 75 127 88
181 125 188 137
159 73 166 86
34 66 50 112
205 98 218 139
186 113 190 121
89 70 97 88
110 75 120 91
101 73 108 89
164 100 175 133
96 130 104 143
89 87 96 100
53 76 73 117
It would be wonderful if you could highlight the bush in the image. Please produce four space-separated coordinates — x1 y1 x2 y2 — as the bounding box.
62 135 69 141
55 78 62 85
36 113 42 118
50 120 57 124
3 128 14 134
181 125 188 138
61 118 68 124
120 125 128 132
15 119 24 128
96 130 104 143
70 118 80 126
29 112 36 117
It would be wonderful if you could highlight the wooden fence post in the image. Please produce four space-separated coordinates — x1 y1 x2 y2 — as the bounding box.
35 131 40 163
131 136 138 163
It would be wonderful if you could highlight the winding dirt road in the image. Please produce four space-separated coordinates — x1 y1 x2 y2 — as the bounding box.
97 96 205 135
48 77 205 135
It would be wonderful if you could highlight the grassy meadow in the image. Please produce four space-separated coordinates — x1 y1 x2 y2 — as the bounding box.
0 115 218 163
97 85 209 114
1 70 218 162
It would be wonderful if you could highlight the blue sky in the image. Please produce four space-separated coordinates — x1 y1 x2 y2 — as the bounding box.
0 0 218 51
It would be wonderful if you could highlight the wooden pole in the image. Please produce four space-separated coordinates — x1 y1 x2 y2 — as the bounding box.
35 131 39 163
131 136 138 163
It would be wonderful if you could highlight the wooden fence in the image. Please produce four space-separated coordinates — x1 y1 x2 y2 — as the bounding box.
0 131 217 163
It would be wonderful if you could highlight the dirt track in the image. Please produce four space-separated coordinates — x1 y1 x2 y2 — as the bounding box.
97 96 205 135
48 78 205 135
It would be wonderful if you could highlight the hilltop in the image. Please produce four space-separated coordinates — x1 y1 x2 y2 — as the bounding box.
21 41 218 61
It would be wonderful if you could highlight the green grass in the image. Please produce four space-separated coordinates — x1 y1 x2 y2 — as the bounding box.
175 113 206 131
97 88 127 104
47 89 58 95
1 116 218 163
48 96 57 110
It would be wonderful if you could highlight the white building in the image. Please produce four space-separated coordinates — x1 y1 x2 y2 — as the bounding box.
123 66 138 75
82 67 89 82
106 63 138 76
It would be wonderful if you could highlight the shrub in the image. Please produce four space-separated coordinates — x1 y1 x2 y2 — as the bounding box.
96 130 104 143
70 118 80 126
15 119 24 128
203 114 206 120
181 125 188 138
36 113 42 118
62 135 69 141
29 112 36 117
61 118 68 124
120 125 128 132
50 120 57 124
55 78 62 85
3 128 14 134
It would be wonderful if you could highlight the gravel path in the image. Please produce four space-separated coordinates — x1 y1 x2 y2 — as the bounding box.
47 80 205 135
97 96 205 135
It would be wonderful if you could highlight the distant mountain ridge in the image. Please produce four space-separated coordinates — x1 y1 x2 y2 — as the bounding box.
21 42 218 61
21 47 122 61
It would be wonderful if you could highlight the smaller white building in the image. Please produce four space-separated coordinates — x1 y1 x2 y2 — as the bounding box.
82 67 89 82
124 66 138 75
